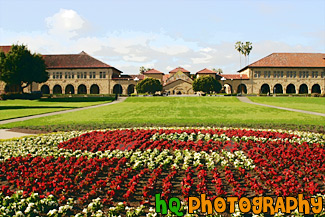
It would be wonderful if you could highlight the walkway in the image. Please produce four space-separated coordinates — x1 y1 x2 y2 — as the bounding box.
0 97 127 125
0 129 35 140
237 96 325 117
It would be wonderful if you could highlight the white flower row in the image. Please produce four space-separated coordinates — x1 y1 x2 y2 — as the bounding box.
150 130 324 145
2 191 324 217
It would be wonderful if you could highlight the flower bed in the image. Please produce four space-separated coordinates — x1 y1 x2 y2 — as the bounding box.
0 127 324 216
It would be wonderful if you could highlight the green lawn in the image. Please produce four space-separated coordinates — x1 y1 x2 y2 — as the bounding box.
1 97 324 130
248 97 325 114
0 97 114 121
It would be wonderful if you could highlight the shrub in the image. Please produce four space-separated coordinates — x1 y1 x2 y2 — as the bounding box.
136 78 162 94
0 92 42 100
192 76 222 94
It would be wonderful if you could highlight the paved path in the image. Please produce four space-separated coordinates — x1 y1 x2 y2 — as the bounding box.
237 96 325 117
0 129 35 140
0 97 127 125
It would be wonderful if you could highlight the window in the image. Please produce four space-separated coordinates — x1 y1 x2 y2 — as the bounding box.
83 72 87 79
52 72 55 79
89 72 96 79
264 71 271 78
254 71 261 78
53 72 61 79
322 72 325 78
77 72 80 79
312 71 318 78
100 72 106 78
264 71 269 78
273 71 282 78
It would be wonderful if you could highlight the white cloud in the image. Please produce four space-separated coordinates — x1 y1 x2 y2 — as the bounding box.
123 54 147 62
191 53 213 64
1 9 322 76
45 9 86 39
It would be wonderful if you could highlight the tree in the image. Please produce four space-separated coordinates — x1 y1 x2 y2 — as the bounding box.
139 66 152 74
242 42 253 65
135 77 162 94
235 41 253 67
235 41 243 68
212 68 223 74
192 76 222 94
0 44 48 93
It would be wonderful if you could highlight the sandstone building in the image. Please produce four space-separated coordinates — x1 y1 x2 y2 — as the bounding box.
0 46 324 95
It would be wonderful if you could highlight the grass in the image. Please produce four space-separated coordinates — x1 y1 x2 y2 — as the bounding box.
0 97 114 121
1 97 324 131
248 96 325 114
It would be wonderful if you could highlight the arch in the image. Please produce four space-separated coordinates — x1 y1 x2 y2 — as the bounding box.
127 84 135 95
40 85 50 94
65 84 75 94
90 84 100 94
78 84 87 94
299 84 308 94
237 84 247 94
311 84 321 94
53 85 62 94
273 84 283 94
4 84 20 93
260 84 270 94
113 84 123 94
224 83 233 94
286 84 296 94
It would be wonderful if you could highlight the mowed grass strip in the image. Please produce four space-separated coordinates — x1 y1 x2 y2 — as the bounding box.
0 97 114 121
248 96 325 114
1 97 324 129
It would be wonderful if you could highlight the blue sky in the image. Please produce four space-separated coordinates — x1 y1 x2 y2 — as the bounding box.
0 0 324 74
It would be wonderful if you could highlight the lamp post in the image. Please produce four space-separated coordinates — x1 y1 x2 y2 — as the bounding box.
240 74 243 95
231 78 233 94
115 74 121 100
134 77 139 95
221 77 226 93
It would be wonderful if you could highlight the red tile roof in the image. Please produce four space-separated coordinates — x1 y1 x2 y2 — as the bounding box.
222 74 249 80
196 68 216 74
239 53 325 72
162 74 170 83
0 46 11 54
43 51 112 69
169 67 190 73
142 68 164 74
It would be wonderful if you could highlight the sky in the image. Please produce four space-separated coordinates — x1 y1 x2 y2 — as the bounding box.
0 0 324 75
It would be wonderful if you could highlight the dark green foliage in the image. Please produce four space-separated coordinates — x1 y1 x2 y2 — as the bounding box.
136 77 162 94
192 76 222 94
0 92 42 100
15 123 325 134
0 44 48 93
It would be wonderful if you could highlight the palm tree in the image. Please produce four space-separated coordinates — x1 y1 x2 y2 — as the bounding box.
235 41 244 68
212 68 223 74
243 42 253 65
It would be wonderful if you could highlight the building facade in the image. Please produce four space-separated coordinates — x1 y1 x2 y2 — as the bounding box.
0 46 324 95
236 53 325 94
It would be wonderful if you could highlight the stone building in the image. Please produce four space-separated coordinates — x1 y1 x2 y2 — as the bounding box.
0 45 324 95
236 53 325 94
